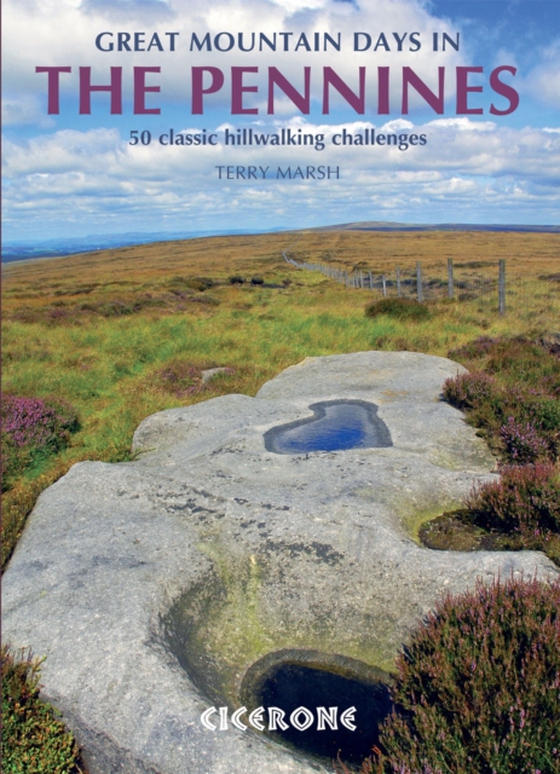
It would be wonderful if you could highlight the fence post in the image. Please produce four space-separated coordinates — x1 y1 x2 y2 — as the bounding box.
396 266 401 297
382 275 387 297
498 259 506 315
416 262 423 302
447 258 454 299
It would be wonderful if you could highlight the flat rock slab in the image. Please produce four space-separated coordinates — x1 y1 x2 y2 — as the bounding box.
3 351 558 774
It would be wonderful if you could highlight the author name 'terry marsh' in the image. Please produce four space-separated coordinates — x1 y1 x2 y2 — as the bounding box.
216 165 341 180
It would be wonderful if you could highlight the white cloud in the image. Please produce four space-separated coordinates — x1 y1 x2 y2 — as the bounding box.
3 118 559 239
1 96 55 127
426 117 495 132
523 40 560 108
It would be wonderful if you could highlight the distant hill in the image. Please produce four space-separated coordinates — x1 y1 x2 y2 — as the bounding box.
3 222 558 264
1 228 283 264
314 222 560 233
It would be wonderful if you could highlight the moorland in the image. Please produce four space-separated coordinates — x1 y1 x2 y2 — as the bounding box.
2 227 559 774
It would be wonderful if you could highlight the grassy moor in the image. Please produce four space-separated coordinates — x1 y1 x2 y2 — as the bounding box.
2 228 559 568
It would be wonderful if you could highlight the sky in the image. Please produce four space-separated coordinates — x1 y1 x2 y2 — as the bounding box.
2 0 560 242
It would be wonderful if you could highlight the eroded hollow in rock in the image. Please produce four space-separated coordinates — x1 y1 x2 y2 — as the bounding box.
240 649 393 764
264 400 393 454
161 576 232 705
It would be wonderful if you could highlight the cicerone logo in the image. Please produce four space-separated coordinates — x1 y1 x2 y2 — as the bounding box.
200 705 357 732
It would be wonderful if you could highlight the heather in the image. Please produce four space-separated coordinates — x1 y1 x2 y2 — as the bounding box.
1 396 79 492
443 376 560 463
438 335 560 564
365 298 431 321
1 646 82 774
442 338 560 464
338 576 560 774
465 463 560 560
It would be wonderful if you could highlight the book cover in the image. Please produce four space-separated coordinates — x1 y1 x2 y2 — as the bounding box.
2 2 559 774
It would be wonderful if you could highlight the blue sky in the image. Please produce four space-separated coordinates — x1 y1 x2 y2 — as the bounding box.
2 0 560 242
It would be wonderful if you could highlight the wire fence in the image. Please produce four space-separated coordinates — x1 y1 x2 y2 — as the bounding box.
283 253 559 315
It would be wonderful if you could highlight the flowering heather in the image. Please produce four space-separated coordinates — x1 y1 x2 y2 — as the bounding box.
157 363 204 396
448 335 500 360
360 576 560 774
441 371 500 412
1 396 79 490
500 417 550 464
466 462 560 539
443 340 559 464
2 396 78 451
449 336 560 396
484 338 560 394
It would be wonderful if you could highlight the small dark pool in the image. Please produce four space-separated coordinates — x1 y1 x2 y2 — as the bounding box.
264 400 392 454
254 662 392 763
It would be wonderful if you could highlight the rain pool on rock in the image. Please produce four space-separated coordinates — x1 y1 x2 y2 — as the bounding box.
263 399 393 454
